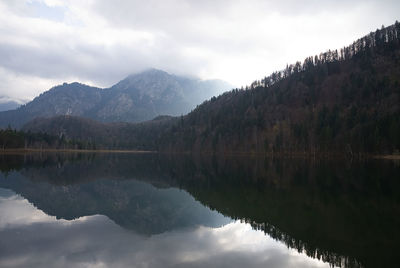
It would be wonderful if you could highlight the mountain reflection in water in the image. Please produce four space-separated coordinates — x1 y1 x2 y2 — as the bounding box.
0 153 399 268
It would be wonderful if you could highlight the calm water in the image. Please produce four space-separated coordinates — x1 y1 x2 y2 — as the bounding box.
0 153 399 268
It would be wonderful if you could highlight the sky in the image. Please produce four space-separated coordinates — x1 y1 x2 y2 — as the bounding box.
0 0 399 102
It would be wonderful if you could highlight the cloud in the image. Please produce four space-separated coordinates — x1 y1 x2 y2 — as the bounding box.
0 67 57 101
0 0 399 101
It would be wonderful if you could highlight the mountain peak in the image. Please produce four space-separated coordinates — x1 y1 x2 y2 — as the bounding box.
126 68 169 79
141 68 168 75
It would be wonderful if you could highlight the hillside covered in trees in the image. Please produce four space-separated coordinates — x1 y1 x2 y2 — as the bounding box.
159 22 400 155
5 22 400 155
21 115 175 150
0 127 102 150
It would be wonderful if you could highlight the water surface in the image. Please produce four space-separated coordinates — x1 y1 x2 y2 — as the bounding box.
0 153 398 268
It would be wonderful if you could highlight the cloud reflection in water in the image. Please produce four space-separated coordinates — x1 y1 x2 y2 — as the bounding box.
0 188 331 268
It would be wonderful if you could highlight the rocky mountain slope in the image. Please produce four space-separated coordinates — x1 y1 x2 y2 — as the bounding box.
0 69 231 128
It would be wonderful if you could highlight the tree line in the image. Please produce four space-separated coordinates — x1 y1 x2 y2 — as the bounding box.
0 127 97 150
246 22 400 90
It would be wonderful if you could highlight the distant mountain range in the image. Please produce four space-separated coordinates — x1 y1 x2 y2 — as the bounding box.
0 69 231 128
0 101 20 112
0 97 22 112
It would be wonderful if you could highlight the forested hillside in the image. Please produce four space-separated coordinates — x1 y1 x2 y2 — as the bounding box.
159 22 400 155
0 127 82 150
21 115 176 150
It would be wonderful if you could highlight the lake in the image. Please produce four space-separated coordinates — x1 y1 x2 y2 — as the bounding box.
0 153 398 268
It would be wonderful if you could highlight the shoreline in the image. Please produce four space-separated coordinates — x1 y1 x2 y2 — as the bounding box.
0 148 399 160
373 154 400 160
0 148 156 154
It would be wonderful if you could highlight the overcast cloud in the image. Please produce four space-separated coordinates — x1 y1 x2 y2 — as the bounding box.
0 0 399 101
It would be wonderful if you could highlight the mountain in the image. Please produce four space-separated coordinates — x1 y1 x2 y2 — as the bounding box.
0 69 232 128
0 96 25 112
0 100 21 112
93 69 231 123
0 83 102 129
15 22 400 155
